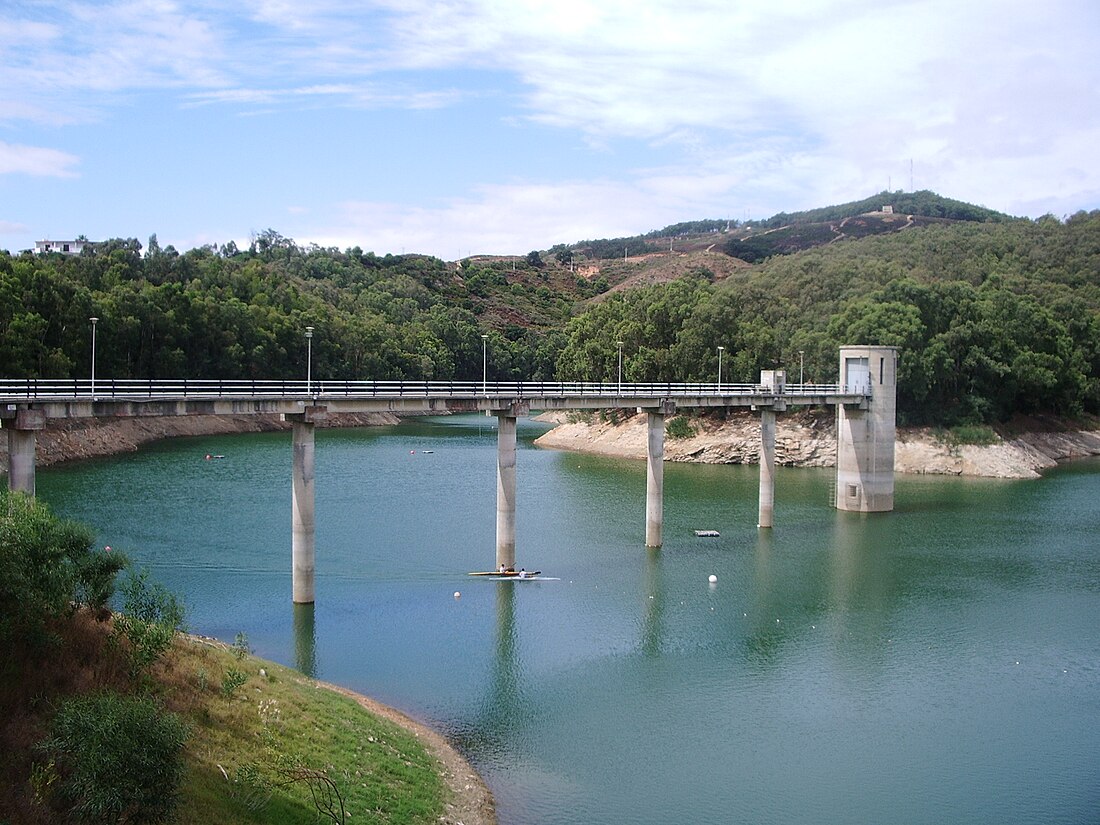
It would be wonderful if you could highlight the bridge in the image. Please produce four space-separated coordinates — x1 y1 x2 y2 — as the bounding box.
1 346 898 604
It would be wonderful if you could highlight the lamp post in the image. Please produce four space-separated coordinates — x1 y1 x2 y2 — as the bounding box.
798 349 804 386
305 326 314 395
617 341 624 394
89 316 98 398
717 346 724 392
481 334 489 394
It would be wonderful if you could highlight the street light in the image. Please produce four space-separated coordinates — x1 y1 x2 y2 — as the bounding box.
481 334 489 394
798 349 804 386
617 341 624 393
89 317 98 398
717 346 725 392
305 326 314 395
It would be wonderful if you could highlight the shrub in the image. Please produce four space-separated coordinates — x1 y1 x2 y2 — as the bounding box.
949 425 999 446
666 416 696 439
39 692 188 824
221 667 248 699
113 568 185 674
0 491 113 653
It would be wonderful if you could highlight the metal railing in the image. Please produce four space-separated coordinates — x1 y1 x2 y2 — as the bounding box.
0 378 862 402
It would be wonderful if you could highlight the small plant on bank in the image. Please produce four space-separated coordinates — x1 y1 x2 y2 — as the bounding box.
221 667 248 699
666 416 696 439
935 424 1000 453
950 425 999 445
233 631 250 660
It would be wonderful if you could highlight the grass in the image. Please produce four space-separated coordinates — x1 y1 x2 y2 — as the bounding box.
154 636 448 824
935 424 999 448
1 613 449 824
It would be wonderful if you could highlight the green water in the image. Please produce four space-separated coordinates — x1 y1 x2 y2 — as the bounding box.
36 416 1100 824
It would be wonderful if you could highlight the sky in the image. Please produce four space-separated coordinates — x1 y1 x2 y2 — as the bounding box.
2 0 1098 260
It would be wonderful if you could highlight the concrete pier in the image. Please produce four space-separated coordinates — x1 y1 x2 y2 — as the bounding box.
836 346 898 512
289 409 325 604
5 409 45 495
646 411 665 548
758 408 775 528
496 414 517 570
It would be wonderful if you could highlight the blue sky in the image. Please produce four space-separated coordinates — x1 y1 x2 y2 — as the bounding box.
2 0 1098 260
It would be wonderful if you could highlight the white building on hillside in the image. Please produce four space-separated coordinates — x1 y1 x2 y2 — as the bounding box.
34 239 91 255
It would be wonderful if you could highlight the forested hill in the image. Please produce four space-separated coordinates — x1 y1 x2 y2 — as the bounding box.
754 189 1011 228
548 191 1015 266
2 197 1098 427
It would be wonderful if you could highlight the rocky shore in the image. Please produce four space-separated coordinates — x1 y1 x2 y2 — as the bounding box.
532 408 1100 479
0 411 402 474
4 409 1100 480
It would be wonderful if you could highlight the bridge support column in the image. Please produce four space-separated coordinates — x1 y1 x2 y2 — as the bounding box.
646 401 675 549
496 414 517 570
287 407 326 604
758 408 775 528
836 346 898 512
4 409 45 496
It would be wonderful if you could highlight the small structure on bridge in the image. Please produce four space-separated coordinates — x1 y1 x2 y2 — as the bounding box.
836 345 898 512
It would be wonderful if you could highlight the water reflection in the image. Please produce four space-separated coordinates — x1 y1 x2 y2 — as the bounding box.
293 602 317 677
457 582 522 763
641 547 663 658
490 582 520 716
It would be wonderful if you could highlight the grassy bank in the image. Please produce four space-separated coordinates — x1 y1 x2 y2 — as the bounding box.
2 611 455 824
161 635 448 824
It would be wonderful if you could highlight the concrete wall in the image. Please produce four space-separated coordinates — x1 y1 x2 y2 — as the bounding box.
836 346 898 512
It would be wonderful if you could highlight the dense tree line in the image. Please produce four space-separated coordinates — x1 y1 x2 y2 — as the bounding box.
756 189 1011 228
0 234 568 383
555 210 1100 425
2 204 1097 426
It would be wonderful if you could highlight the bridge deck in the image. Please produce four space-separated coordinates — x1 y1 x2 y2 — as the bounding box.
0 379 868 420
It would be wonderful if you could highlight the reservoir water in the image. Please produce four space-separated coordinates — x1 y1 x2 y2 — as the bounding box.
37 415 1100 824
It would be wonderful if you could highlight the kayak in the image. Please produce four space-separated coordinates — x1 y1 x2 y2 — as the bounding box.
468 570 542 578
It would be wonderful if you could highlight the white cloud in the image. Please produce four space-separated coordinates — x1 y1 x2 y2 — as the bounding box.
1 0 1096 257
0 142 80 177
305 179 672 259
0 220 30 236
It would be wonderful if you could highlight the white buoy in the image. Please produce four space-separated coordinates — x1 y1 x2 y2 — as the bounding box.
453 591 461 600
708 574 718 584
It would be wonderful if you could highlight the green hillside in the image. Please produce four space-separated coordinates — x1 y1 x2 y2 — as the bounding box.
2 194 1097 427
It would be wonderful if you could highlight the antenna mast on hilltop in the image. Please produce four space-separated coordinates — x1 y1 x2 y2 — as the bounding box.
910 158 914 192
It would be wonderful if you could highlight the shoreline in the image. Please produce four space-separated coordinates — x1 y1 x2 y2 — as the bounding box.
188 633 496 823
317 681 496 825
532 409 1100 479
5 408 1100 480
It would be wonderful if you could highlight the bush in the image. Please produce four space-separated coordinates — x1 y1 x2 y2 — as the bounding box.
666 416 696 439
39 692 188 824
113 568 185 674
949 425 999 446
0 491 122 654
